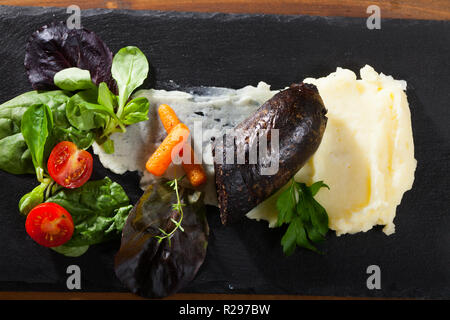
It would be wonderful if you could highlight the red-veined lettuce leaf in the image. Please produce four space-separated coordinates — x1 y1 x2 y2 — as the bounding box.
24 22 116 92
114 181 209 298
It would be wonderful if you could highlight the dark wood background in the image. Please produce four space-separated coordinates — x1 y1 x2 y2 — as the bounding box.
0 0 448 300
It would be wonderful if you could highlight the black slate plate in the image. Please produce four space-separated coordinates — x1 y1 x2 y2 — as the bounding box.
0 5 449 299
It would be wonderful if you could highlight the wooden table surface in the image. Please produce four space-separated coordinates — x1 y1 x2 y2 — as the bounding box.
0 0 448 300
0 0 449 20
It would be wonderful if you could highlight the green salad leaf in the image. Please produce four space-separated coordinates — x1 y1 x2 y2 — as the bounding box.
92 46 150 152
111 46 149 115
21 104 54 181
276 180 330 255
0 33 152 259
50 126 94 150
100 138 115 154
67 87 121 126
54 67 95 91
51 245 90 257
18 182 47 216
20 177 133 257
0 46 151 171
46 177 133 249
59 46 150 154
19 181 60 216
65 89 109 131
0 90 71 174
97 82 117 111
0 133 33 175
121 97 150 125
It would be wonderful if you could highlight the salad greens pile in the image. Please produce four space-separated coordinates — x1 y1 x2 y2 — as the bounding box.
61 46 150 154
21 177 133 257
0 22 152 257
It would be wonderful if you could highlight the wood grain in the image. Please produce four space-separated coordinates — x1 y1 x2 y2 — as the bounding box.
0 0 449 20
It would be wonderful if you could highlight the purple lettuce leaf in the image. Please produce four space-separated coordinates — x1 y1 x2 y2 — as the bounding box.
24 22 117 93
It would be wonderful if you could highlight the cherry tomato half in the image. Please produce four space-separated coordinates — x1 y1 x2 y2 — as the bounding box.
25 203 74 247
47 141 93 189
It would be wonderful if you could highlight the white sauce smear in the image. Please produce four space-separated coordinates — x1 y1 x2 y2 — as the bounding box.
93 82 277 205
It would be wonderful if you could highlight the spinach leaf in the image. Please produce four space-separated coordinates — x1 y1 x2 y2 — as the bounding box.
18 177 132 257
21 104 54 179
51 126 94 150
65 205 131 247
121 97 150 125
45 177 133 248
54 67 95 91
114 180 209 298
51 245 89 257
0 90 69 125
0 133 33 174
0 90 70 174
111 46 149 114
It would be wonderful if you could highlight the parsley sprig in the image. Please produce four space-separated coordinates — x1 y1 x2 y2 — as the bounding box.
155 176 186 246
276 180 330 255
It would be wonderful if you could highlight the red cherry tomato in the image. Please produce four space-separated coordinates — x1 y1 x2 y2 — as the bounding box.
47 141 93 189
25 203 74 247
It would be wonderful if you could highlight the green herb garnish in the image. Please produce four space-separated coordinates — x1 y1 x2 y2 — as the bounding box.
155 177 186 246
276 180 330 255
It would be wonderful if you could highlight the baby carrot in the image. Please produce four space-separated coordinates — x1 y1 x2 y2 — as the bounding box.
182 162 207 187
146 123 190 176
157 104 207 186
158 104 180 132
181 146 207 187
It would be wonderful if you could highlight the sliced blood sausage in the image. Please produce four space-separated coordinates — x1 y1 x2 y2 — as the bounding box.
214 83 328 225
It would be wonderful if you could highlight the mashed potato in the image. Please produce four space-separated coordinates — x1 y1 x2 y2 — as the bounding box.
247 65 416 235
